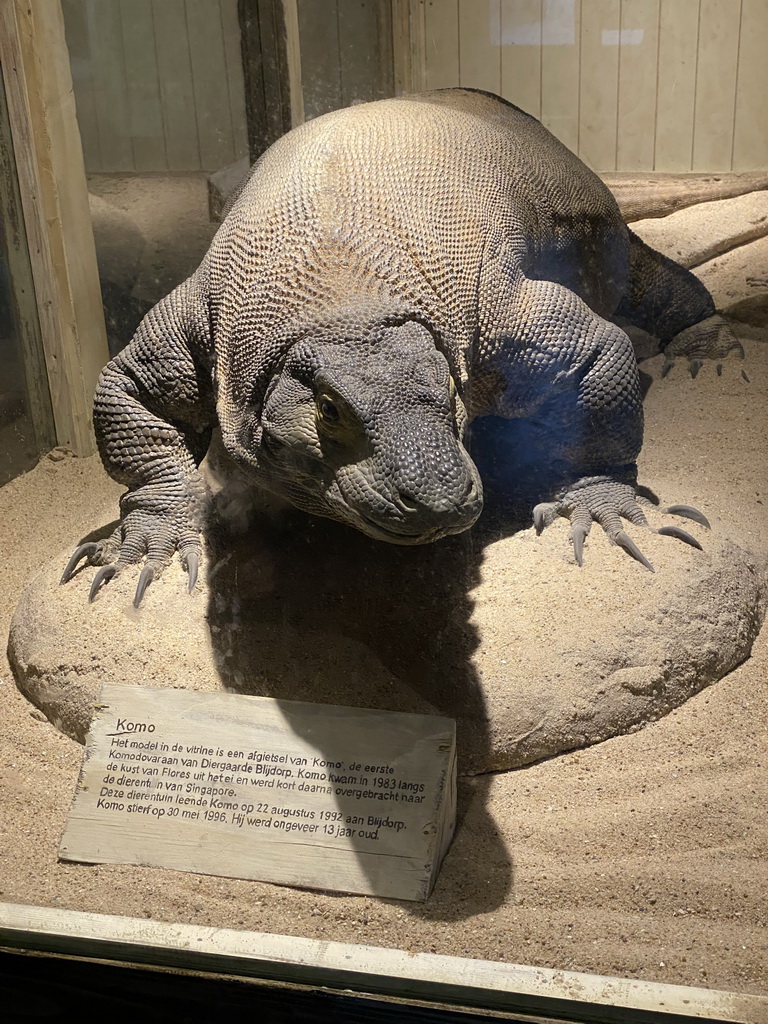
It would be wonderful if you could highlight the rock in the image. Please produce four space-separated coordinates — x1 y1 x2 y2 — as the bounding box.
602 171 768 222
8 470 766 775
694 233 768 310
632 191 768 269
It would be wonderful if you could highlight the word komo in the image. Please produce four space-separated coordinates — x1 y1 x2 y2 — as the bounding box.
110 719 155 735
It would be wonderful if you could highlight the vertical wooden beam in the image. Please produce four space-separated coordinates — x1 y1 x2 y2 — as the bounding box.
238 0 291 159
654 0 699 171
392 0 427 94
540 0 581 154
692 0 742 170
0 58 56 462
282 0 304 127
616 0 660 171
0 0 109 456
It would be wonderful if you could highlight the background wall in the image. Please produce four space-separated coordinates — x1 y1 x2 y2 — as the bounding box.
409 0 768 172
62 0 248 172
62 0 767 175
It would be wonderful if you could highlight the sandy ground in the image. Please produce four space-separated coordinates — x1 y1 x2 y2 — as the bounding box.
1 180 767 999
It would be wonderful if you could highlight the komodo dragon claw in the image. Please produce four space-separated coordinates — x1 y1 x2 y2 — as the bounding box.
533 478 710 571
60 542 100 584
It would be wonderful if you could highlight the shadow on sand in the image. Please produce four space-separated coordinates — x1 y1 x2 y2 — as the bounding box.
201 416 573 921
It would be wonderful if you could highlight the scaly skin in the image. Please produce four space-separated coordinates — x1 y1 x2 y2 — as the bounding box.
63 89 722 605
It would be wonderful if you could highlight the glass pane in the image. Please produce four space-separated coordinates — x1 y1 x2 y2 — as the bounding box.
0 63 54 484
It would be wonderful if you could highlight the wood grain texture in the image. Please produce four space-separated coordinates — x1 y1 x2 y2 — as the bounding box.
60 684 456 902
500 0 542 119
459 0 500 94
654 0 699 171
120 0 166 172
0 0 108 456
423 0 457 91
692 0 742 171
578 0 620 171
59 0 248 171
540 0 581 154
616 0 660 171
732 0 768 171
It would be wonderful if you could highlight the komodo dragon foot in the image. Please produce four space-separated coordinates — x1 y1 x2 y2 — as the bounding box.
61 491 202 607
661 314 747 381
532 476 710 571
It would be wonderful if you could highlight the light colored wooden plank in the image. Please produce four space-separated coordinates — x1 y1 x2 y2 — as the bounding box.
392 0 427 94
654 0 699 171
297 0 341 119
732 0 768 170
424 0 459 91
692 0 741 170
220 0 250 152
616 0 659 170
185 0 236 170
0 0 109 456
540 0 581 153
458 0 501 94
2 903 767 1023
0 64 56 458
119 0 167 172
85 0 134 170
500 0 542 118
59 684 456 902
578 0 620 171
152 0 201 170
60 0 102 172
281 0 305 127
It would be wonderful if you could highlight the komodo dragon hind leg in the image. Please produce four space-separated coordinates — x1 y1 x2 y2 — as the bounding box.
615 228 744 378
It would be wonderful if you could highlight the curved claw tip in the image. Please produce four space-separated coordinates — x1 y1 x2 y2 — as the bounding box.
614 529 654 572
186 551 199 593
664 504 711 529
657 525 703 550
661 359 674 378
61 542 99 585
571 525 587 566
89 564 116 602
133 565 156 609
741 369 751 383
532 505 546 533
689 359 703 379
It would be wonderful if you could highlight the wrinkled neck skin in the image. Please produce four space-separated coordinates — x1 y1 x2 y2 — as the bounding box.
225 317 483 544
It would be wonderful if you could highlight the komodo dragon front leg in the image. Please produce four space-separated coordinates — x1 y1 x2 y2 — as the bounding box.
61 276 216 606
477 274 708 569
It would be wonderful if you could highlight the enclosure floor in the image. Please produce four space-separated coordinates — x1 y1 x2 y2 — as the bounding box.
0 178 766 995
1 338 765 996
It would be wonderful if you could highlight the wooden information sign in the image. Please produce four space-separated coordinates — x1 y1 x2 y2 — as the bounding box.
60 684 456 901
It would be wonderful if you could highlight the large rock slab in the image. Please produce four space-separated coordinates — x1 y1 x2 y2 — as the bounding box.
8 467 766 775
632 190 768 269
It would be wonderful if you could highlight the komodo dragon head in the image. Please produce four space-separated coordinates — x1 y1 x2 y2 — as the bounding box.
254 319 483 544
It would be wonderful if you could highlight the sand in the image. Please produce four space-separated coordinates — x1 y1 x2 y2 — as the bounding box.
1 181 766 998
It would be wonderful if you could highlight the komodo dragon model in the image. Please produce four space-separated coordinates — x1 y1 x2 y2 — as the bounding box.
63 89 738 608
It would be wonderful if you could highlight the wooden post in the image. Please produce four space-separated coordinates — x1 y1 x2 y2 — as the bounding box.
238 0 293 162
0 0 108 456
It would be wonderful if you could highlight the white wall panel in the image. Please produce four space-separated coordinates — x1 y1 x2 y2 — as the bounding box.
62 0 248 172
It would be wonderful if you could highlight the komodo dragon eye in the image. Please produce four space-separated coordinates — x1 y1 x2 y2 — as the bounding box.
317 396 340 423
